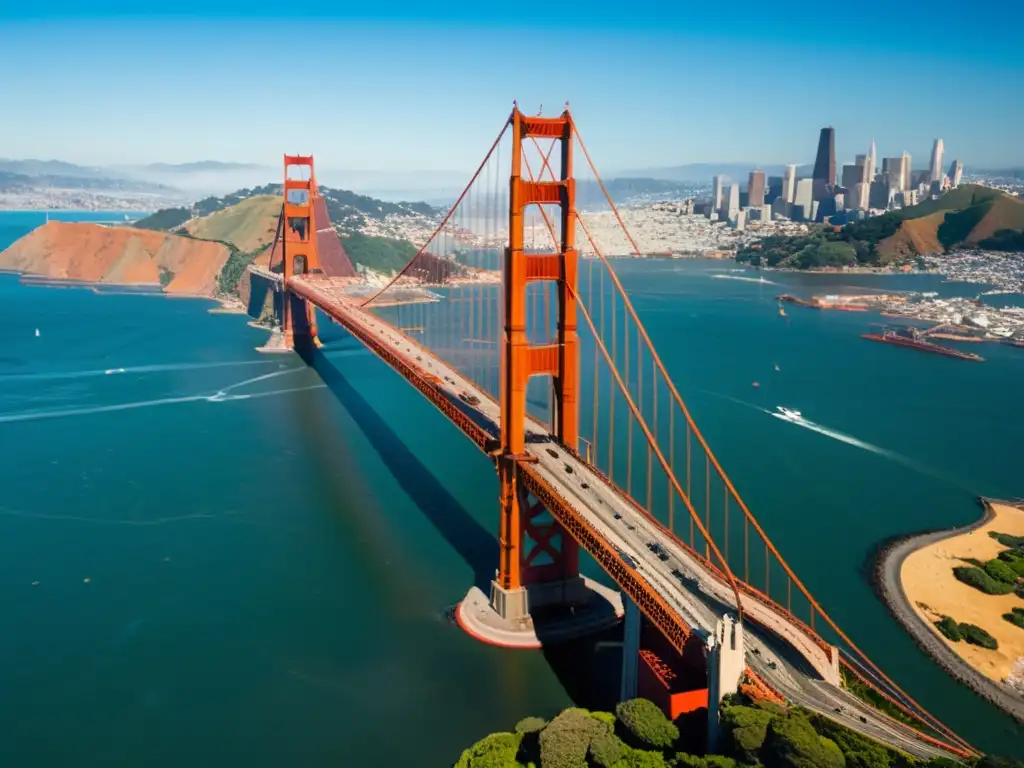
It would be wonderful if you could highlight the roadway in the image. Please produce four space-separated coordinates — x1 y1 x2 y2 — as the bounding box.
281 272 960 761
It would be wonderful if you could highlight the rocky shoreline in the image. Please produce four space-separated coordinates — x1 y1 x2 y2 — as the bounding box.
870 497 1024 723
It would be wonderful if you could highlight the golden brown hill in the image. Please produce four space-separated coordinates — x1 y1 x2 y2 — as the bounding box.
875 212 946 261
185 194 280 253
0 222 232 296
875 185 1024 258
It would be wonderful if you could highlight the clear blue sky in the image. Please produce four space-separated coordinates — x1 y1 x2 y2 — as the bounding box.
2 0 1022 173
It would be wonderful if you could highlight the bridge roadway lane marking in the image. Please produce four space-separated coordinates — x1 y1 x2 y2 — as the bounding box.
292 282 952 761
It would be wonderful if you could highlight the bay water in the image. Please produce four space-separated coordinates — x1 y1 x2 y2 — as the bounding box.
1 212 1022 763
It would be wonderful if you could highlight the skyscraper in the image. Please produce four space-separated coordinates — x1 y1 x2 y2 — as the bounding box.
930 139 944 183
748 170 766 208
948 159 964 187
812 127 836 200
867 139 877 180
712 175 724 211
783 164 797 203
901 152 912 191
882 157 905 190
793 178 814 219
726 184 740 219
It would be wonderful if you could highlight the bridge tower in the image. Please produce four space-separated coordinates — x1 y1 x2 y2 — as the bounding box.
491 106 585 622
281 154 323 350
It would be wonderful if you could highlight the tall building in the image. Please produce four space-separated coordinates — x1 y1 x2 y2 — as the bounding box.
812 127 836 198
712 175 725 211
948 159 964 187
882 157 905 191
793 178 814 219
721 183 740 219
767 176 783 203
930 139 944 183
855 154 867 167
783 164 797 203
901 152 912 191
842 163 868 190
748 170 766 208
867 139 877 180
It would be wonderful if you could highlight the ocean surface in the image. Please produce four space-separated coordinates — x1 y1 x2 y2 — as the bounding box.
1 211 1023 764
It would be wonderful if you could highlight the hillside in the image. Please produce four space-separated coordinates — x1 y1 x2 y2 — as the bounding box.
738 185 1024 269
184 194 280 253
0 222 232 295
135 183 438 235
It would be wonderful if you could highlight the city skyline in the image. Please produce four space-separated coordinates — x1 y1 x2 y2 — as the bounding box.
1 2 1022 173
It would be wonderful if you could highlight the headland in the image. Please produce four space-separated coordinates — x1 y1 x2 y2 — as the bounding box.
874 498 1024 722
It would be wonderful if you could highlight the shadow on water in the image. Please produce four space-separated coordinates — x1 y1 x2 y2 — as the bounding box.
297 337 499 592
297 331 626 713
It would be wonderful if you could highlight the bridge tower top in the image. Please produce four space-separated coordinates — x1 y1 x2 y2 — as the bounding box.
282 154 322 281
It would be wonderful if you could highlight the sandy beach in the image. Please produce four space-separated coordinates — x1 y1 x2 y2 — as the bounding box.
876 499 1024 722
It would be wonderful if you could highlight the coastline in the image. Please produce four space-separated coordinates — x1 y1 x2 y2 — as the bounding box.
872 498 1024 723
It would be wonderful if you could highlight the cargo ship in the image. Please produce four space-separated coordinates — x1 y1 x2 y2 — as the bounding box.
861 328 984 361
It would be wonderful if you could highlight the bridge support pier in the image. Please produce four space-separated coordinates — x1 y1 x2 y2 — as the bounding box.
620 596 641 702
706 615 745 752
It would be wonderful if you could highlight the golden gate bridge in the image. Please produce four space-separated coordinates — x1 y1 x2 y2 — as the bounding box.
246 105 977 761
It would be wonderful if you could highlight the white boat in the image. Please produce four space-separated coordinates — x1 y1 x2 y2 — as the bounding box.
776 406 803 421
34 328 40 337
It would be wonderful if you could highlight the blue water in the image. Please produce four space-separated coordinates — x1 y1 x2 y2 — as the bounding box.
1 212 1023 763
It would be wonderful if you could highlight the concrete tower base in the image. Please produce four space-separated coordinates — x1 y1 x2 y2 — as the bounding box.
456 577 623 649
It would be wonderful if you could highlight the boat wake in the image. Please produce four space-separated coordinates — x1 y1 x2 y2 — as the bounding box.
710 274 779 286
768 407 976 492
0 368 325 424
0 359 280 383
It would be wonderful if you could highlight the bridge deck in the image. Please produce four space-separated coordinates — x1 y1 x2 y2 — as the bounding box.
284 272 958 761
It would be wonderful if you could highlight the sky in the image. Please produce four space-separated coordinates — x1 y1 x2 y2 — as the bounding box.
1 0 1022 176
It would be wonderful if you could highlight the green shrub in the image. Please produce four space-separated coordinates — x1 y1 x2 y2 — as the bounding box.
959 623 998 650
454 731 521 768
620 745 668 767
719 704 773 762
587 728 625 767
923 758 961 767
1004 609 1024 630
997 550 1024 577
820 737 846 767
761 713 845 768
158 266 175 288
812 714 893 768
539 709 605 768
616 699 679 751
952 566 1014 595
589 711 617 727
983 559 1019 584
514 717 547 734
989 531 1024 548
935 616 963 642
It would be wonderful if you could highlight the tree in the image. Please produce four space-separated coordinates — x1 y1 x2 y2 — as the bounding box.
453 731 521 768
538 709 608 768
615 699 680 751
719 704 773 762
761 713 845 768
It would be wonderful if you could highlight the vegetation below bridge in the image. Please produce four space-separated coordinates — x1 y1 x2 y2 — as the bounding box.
452 695 1021 768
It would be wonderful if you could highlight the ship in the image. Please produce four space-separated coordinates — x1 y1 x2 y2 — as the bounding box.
861 328 984 361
